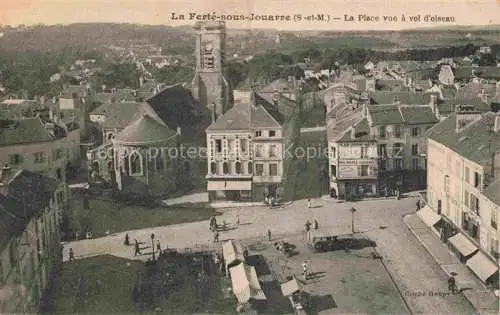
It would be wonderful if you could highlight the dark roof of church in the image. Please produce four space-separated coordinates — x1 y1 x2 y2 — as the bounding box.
114 114 177 145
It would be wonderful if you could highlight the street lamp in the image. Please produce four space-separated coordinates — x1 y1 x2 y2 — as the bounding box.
349 207 357 237
151 233 155 261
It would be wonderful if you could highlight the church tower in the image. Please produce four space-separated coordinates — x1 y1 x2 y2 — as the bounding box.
191 21 232 120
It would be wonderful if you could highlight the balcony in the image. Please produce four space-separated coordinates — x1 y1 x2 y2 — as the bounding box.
253 175 282 183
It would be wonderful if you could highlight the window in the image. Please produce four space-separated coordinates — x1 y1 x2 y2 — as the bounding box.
379 159 387 170
9 154 23 165
470 194 479 215
269 145 277 158
223 162 229 175
269 130 276 137
411 144 419 156
455 160 460 177
255 163 264 175
378 144 387 157
392 143 403 158
9 243 15 266
227 140 235 154
247 162 253 174
492 209 497 230
360 165 369 176
235 162 241 174
474 172 481 188
56 168 62 180
411 158 419 171
269 164 278 176
240 139 247 153
394 158 403 170
210 162 217 174
331 165 337 177
155 155 164 172
360 146 368 158
129 151 143 176
255 130 262 137
394 125 402 138
34 152 45 163
330 146 336 158
464 166 469 183
464 190 470 207
215 139 222 153
379 126 386 138
411 127 420 137
255 145 263 157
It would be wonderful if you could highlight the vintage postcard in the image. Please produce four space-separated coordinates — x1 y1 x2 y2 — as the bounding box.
0 0 499 314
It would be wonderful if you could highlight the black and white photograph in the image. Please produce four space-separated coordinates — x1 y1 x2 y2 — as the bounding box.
0 0 499 314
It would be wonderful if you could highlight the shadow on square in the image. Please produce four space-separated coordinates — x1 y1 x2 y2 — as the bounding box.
246 254 272 275
306 295 337 315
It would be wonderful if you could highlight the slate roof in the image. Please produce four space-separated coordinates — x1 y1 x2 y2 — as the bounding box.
455 67 500 81
102 102 163 130
455 82 497 99
426 112 500 165
326 107 364 141
336 118 375 142
483 178 500 207
368 91 430 105
436 97 489 116
399 106 439 125
206 93 282 132
60 85 87 99
0 169 60 252
368 105 405 125
0 117 54 146
114 114 177 145
260 79 293 93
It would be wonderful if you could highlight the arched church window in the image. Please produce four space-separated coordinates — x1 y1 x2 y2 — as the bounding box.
210 162 217 174
156 154 164 172
129 151 143 176
247 162 253 175
107 133 114 140
223 162 229 175
235 162 241 174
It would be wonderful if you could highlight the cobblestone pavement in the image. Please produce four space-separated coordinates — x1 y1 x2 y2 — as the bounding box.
63 196 477 315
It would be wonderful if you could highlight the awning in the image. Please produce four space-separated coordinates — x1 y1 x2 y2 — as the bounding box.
207 181 252 191
417 206 442 227
448 233 478 257
466 252 499 283
281 278 303 297
229 263 266 304
222 240 245 268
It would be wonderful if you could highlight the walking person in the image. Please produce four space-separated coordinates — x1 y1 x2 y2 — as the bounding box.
267 229 272 241
156 240 161 252
236 215 240 227
134 239 141 256
307 198 312 208
69 248 75 262
416 199 421 211
302 261 309 280
305 220 312 240
448 275 456 294
214 231 220 243
313 219 319 230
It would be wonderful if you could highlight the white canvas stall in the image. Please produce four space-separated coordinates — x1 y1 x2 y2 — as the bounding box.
466 251 499 283
229 263 266 304
280 278 303 297
207 181 226 191
222 240 245 271
417 206 442 227
224 181 252 191
448 233 478 257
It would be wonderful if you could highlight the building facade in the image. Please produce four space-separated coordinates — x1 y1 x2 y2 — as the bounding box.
0 168 64 313
206 92 284 201
425 109 499 287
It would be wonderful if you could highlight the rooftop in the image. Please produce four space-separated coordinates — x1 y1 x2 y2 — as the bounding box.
0 117 54 146
113 114 177 145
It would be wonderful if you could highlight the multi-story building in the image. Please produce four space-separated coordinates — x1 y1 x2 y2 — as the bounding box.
0 167 64 313
0 116 81 182
206 92 284 201
56 84 96 138
424 108 499 287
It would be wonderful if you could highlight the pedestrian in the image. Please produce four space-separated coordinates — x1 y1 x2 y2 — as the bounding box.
134 239 141 256
448 275 456 294
69 248 75 262
305 220 312 240
416 200 421 211
124 233 130 246
214 231 220 243
236 215 240 227
313 219 319 230
243 247 249 258
156 240 161 252
384 187 389 198
267 229 272 241
214 254 221 273
307 198 312 208
302 261 309 280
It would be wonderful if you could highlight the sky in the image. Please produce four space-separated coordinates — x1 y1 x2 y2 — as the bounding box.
1 0 499 31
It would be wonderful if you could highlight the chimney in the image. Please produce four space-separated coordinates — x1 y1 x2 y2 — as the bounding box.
430 94 438 111
455 105 481 133
45 122 55 135
0 163 11 191
495 113 500 132
272 89 280 106
362 103 368 118
176 126 182 135
211 103 216 123
350 127 356 139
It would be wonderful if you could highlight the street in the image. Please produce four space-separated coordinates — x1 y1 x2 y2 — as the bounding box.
63 196 476 314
